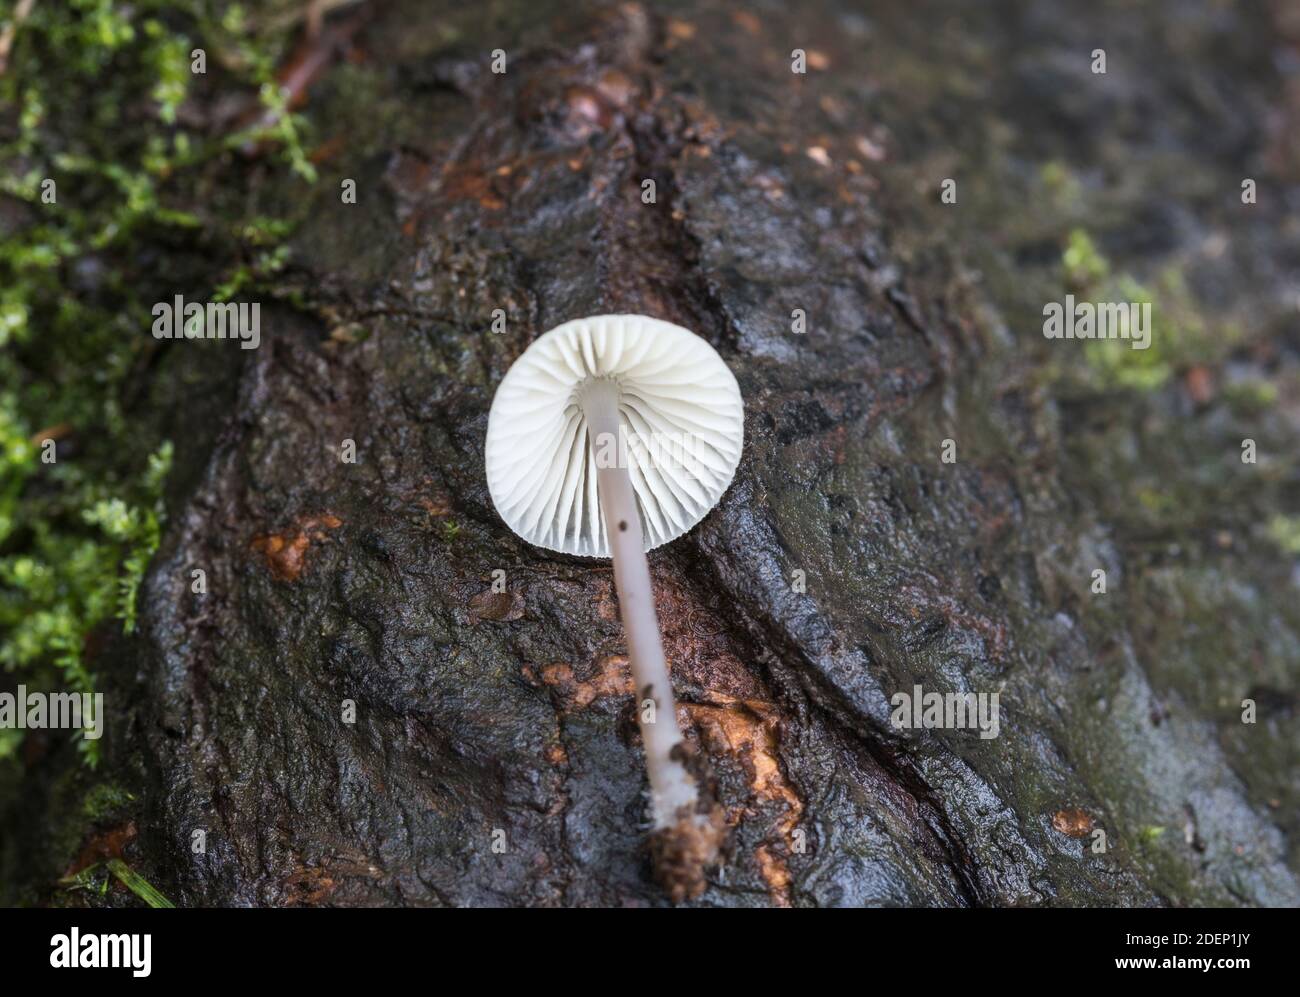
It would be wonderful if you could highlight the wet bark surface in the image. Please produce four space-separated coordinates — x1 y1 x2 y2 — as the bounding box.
8 0 1300 906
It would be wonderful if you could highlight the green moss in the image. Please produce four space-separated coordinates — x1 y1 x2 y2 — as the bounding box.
0 0 307 775
81 782 136 820
1080 275 1171 391
0 440 170 767
1136 825 1167 844
58 857 174 908
1267 515 1300 556
1222 379 1279 416
1063 228 1110 290
1039 161 1084 213
1055 232 1237 392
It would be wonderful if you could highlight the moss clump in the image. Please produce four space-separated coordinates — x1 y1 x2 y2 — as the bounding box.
1038 160 1085 214
0 440 171 768
0 1 310 772
1221 379 1279 416
1267 515 1300 556
1062 228 1109 290
1055 229 1237 393
80 781 135 821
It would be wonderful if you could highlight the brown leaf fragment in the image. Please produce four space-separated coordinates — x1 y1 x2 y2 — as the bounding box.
468 588 525 622
251 513 342 582
1052 808 1095 838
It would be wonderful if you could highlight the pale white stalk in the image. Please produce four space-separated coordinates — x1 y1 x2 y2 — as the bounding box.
580 378 698 826
485 315 742 900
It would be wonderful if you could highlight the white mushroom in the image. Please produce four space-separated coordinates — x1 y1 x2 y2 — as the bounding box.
486 314 743 899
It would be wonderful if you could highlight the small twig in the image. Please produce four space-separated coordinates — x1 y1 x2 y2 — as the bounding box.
233 4 372 153
0 0 36 78
305 0 325 41
263 0 363 35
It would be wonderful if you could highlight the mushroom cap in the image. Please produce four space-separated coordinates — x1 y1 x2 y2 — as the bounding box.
486 315 744 558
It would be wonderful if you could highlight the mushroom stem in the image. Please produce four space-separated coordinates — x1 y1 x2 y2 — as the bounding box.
579 379 699 826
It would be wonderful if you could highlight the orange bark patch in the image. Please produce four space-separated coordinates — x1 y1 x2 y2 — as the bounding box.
545 742 569 766
667 17 696 39
65 820 137 878
440 161 506 210
416 481 453 518
251 513 342 582
540 655 634 708
282 858 383 906
805 49 830 71
1052 808 1095 838
684 698 803 907
283 866 337 906
1184 365 1214 404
